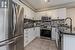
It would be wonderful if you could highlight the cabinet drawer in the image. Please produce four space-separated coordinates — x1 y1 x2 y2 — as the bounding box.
24 39 28 43
24 32 28 36
24 39 29 47
24 29 28 32
24 36 28 38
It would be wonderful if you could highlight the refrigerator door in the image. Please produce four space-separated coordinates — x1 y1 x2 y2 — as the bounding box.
0 0 24 50
0 0 13 42
8 0 14 39
12 3 24 50
12 3 24 37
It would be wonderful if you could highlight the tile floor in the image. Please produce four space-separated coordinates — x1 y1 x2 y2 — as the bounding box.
24 38 57 50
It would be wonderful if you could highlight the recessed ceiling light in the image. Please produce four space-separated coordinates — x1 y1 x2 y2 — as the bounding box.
45 0 47 2
45 0 50 2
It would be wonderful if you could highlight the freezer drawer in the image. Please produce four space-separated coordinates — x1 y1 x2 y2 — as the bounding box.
0 39 15 50
16 36 24 50
0 35 24 50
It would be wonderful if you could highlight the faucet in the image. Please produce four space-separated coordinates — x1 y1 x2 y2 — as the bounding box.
65 17 72 33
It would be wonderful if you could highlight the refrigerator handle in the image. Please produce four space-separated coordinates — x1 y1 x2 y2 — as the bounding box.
0 35 23 47
12 4 16 34
0 40 14 47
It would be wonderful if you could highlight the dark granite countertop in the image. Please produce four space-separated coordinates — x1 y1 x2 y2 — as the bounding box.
59 31 75 36
24 26 40 29
58 30 75 50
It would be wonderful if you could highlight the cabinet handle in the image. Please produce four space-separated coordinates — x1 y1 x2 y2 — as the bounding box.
25 29 28 32
25 33 28 34
55 28 56 32
25 36 28 38
25 40 28 43
33 28 35 30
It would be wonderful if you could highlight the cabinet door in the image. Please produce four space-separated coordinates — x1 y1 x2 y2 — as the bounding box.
28 28 33 41
52 28 59 46
35 27 40 37
32 28 36 37
55 29 59 47
35 13 42 20
63 35 75 50
30 28 35 41
24 29 28 39
24 29 29 47
57 8 66 19
52 28 56 40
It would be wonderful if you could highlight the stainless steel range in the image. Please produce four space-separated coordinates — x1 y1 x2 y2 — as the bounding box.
0 0 24 50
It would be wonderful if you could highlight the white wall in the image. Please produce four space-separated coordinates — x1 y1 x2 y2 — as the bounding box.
36 8 66 19
67 8 75 33
13 0 36 19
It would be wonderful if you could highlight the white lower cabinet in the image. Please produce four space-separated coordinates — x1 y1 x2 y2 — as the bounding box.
52 27 59 47
52 28 56 40
24 29 29 47
35 27 40 37
24 27 40 47
63 35 75 50
55 29 59 47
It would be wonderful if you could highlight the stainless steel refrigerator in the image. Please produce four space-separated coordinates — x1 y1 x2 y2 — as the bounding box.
0 0 24 50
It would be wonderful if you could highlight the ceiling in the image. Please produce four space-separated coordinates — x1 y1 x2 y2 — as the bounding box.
20 0 75 12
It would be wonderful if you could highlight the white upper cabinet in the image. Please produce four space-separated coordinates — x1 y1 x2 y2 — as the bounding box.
35 12 42 20
13 0 36 20
36 8 66 19
24 8 36 20
24 8 34 19
56 8 66 19
48 10 58 19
